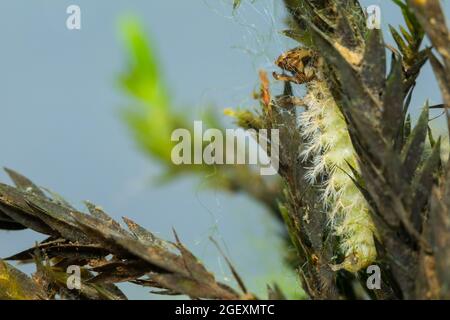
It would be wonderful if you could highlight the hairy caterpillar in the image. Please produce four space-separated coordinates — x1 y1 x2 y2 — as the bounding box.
275 48 377 272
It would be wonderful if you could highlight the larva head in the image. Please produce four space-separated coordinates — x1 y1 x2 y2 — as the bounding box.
275 47 314 75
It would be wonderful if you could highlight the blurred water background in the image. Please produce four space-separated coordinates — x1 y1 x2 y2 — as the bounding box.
0 0 448 299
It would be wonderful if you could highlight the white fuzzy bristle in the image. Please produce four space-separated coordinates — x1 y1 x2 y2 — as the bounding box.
299 73 377 273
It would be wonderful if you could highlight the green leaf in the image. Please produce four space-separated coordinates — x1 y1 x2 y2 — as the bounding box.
362 29 386 97
390 25 413 58
383 55 404 142
401 103 429 182
0 260 46 300
233 0 241 10
410 138 441 230
119 17 177 164
399 25 414 46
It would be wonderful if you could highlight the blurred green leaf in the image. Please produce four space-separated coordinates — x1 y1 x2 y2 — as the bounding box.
233 0 241 10
119 17 178 163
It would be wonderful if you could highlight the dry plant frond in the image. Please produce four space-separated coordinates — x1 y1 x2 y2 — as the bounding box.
0 168 250 300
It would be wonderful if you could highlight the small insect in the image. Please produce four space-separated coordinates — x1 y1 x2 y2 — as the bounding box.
311 254 319 266
273 47 317 85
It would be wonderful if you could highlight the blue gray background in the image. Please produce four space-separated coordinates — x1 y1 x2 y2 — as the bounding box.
0 0 448 299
